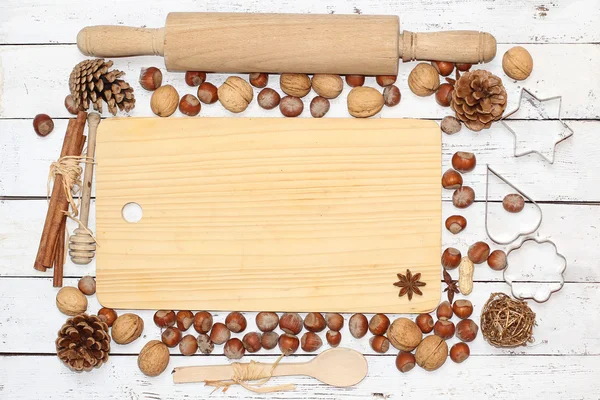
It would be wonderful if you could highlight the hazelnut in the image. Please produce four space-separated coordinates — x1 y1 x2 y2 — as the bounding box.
310 96 330 118
441 169 463 190
312 74 344 99
435 83 453 107
257 88 281 110
441 247 462 270
185 71 206 87
452 186 475 209
225 311 247 333
387 318 423 351
112 313 144 344
452 151 476 173
441 116 462 135
368 314 391 336
503 194 525 213
450 342 470 363
325 313 344 331
138 340 169 377
383 85 401 107
456 319 478 342
347 86 384 118
218 76 253 113
502 46 533 80
33 114 54 137
304 312 327 332
301 332 323 352
488 249 508 271
162 326 183 347
349 313 368 338
209 322 231 345
179 334 198 356
468 241 491 264
408 63 440 96
97 307 118 327
249 72 269 88
395 352 416 373
431 61 455 76
224 338 245 360
197 333 214 354
153 310 176 328
415 314 434 334
278 333 300 355
193 311 213 334
369 335 390 353
436 301 454 320
376 75 397 87
456 63 472 71
256 312 280 332
179 94 201 116
279 312 303 335
56 286 87 316
345 75 365 87
326 330 341 347
242 332 262 353
453 300 474 319
197 82 219 104
445 215 467 234
176 310 194 331
139 67 163 91
77 276 96 295
150 85 179 117
415 335 448 371
280 96 304 117
280 73 311 98
261 332 279 350
434 319 455 340
64 95 79 115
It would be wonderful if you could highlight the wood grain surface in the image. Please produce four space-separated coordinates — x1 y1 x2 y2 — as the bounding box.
95 118 441 312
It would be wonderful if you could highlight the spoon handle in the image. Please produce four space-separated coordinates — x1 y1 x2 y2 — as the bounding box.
173 361 309 384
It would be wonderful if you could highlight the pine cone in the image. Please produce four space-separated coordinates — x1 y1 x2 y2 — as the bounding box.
451 70 507 131
56 313 110 372
69 59 135 116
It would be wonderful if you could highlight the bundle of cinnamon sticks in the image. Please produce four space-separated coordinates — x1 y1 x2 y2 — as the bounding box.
34 111 87 287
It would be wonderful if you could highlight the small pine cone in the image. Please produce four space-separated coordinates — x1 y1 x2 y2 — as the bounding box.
451 70 507 131
69 59 136 116
56 313 110 372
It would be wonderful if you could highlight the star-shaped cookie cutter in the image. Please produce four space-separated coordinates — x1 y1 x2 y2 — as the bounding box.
500 88 574 164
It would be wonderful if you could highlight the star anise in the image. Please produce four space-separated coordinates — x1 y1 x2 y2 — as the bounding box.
393 269 426 301
443 270 460 303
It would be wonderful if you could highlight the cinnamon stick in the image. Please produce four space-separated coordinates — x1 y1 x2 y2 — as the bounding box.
53 219 66 287
34 111 87 272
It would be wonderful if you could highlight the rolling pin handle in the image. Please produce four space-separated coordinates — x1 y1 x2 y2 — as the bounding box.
77 26 165 58
399 31 497 64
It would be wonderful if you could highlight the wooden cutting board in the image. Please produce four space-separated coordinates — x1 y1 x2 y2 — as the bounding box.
95 118 441 313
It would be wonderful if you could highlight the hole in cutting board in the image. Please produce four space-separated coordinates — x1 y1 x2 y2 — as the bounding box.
122 202 143 223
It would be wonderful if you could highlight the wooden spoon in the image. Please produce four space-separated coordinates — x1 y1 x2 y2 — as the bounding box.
172 348 368 387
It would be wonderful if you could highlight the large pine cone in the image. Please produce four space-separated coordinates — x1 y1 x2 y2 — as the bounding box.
69 59 135 116
56 313 110 372
451 70 507 131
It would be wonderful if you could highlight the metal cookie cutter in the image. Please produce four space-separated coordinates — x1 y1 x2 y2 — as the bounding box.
500 88 574 164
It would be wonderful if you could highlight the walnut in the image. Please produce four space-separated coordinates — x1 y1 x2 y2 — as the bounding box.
502 46 533 80
218 76 254 113
387 318 423 351
56 286 88 316
408 63 440 97
112 313 144 345
150 85 179 117
311 74 343 99
138 340 170 377
415 335 448 371
280 74 311 98
347 86 384 118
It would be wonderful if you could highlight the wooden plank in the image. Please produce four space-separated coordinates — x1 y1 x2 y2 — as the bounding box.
0 278 598 355
1 0 598 44
0 44 598 120
94 118 441 313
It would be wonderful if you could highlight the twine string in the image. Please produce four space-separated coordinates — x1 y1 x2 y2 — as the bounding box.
480 292 536 347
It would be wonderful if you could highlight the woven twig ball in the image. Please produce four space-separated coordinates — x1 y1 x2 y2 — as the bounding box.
480 292 536 347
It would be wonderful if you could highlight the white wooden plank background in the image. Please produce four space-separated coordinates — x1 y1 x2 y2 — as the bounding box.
0 0 599 398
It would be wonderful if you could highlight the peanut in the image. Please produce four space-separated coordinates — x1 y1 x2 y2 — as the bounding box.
458 257 474 295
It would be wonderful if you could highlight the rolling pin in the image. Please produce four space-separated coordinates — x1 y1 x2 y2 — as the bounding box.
77 13 496 75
